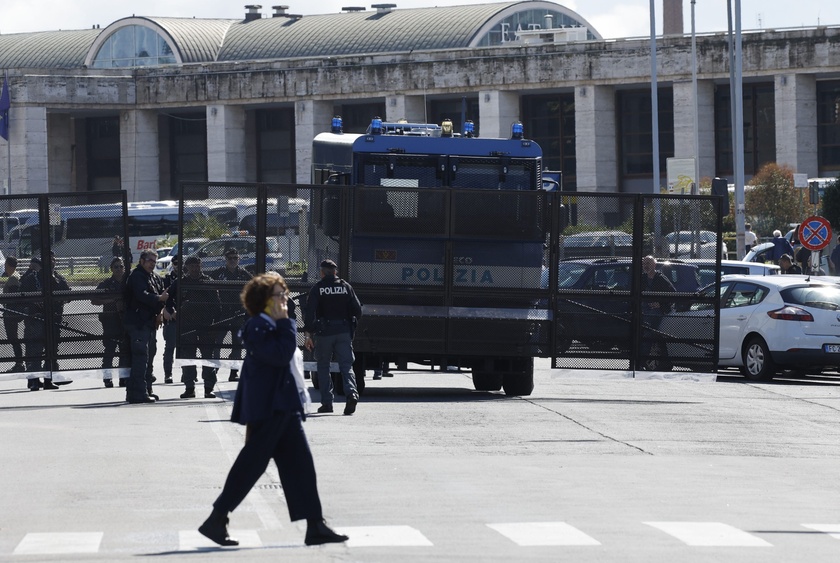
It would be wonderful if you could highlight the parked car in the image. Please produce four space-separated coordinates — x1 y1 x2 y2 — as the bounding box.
188 235 285 274
661 275 840 380
558 230 633 259
554 258 700 353
667 258 780 287
155 237 209 275
746 239 829 275
665 230 728 259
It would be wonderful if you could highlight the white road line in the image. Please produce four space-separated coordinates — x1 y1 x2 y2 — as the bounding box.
178 529 263 550
13 532 103 555
337 525 433 547
801 524 840 539
487 522 601 546
645 522 772 547
204 400 285 532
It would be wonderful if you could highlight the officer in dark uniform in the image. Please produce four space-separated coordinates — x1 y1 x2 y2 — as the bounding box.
209 247 252 381
20 257 55 390
303 259 362 415
91 257 128 387
177 256 222 399
46 250 71 373
161 255 181 384
123 249 168 404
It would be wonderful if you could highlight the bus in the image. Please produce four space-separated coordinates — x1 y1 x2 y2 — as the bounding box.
4 200 211 259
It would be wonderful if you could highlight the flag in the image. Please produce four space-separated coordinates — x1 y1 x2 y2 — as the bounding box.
0 71 10 141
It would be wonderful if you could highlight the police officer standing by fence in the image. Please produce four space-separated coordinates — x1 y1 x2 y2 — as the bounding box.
124 249 167 404
209 248 252 382
177 256 221 399
92 257 128 387
304 259 362 415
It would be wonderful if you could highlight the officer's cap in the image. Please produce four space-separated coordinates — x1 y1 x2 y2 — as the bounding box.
224 247 239 258
320 259 337 269
184 256 201 266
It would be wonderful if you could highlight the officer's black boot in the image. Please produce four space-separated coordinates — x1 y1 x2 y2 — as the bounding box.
198 508 238 546
304 518 348 546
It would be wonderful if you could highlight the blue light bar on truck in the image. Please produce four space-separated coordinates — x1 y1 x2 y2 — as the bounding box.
369 117 383 135
463 120 475 138
511 121 524 140
364 121 442 137
331 116 343 133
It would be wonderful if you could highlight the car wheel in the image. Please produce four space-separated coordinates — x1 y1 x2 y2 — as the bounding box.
741 336 776 381
472 371 503 391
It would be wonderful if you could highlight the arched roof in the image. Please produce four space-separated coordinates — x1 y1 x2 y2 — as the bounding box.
0 1 600 70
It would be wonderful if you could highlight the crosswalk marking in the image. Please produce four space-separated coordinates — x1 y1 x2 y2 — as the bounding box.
178 529 263 550
645 522 772 547
487 522 601 546
338 525 433 547
801 524 840 539
13 532 103 555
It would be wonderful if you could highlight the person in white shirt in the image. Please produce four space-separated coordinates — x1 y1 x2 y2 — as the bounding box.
744 223 758 254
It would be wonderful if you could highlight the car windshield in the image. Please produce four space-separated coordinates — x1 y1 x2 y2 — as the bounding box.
557 263 588 288
563 232 632 247
781 286 840 311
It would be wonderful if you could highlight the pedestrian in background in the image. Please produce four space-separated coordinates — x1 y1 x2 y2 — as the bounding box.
779 254 802 274
198 272 348 548
744 223 757 254
3 256 25 373
123 249 167 404
304 259 363 415
91 257 128 387
177 256 221 399
209 247 252 382
769 229 794 262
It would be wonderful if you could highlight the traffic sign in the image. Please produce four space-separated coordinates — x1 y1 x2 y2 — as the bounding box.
798 216 832 251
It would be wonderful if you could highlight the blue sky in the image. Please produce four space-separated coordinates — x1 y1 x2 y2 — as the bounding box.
3 0 836 39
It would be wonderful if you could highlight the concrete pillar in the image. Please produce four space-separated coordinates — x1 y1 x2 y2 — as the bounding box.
120 109 161 201
4 106 49 195
47 114 74 192
295 99 333 185
575 85 617 194
479 90 520 139
207 104 246 183
385 95 425 123
775 74 817 177
672 79 716 182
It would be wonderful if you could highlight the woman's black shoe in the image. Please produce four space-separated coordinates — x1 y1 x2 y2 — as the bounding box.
198 510 239 546
305 519 349 546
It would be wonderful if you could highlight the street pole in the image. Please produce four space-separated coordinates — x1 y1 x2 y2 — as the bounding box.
691 0 700 196
650 0 662 254
733 0 746 260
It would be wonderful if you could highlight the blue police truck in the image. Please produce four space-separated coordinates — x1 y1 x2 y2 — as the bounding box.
306 117 549 395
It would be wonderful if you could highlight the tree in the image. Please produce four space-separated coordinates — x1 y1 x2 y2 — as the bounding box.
183 215 228 239
821 178 840 231
744 163 800 237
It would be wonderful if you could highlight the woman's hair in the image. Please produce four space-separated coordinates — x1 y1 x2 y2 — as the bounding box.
241 272 287 317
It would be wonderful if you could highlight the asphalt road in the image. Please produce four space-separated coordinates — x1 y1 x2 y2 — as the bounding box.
1 347 839 562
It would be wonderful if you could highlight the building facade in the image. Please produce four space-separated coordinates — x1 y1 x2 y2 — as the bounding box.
0 1 839 203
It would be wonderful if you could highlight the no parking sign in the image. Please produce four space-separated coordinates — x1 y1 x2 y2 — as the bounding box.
798 216 832 251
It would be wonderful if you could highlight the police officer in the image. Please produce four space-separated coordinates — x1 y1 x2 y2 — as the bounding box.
209 247 252 381
46 250 71 373
20 257 55 390
92 257 128 387
304 259 362 415
161 254 181 383
177 256 221 399
124 249 168 404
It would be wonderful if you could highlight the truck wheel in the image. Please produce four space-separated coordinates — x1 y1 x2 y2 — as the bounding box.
472 372 503 391
502 358 535 396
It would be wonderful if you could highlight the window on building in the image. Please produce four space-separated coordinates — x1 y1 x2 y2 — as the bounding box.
475 9 597 46
618 89 674 181
335 103 387 134
521 93 576 191
817 81 840 175
168 113 207 199
256 109 296 183
427 98 480 137
92 25 177 68
86 117 121 191
714 83 775 176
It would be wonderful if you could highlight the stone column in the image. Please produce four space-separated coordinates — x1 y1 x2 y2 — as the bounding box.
207 104 246 183
385 95 426 123
295 99 333 185
575 85 617 194
775 74 817 177
672 79 716 183
479 90 520 139
4 106 49 195
47 114 73 192
120 109 160 201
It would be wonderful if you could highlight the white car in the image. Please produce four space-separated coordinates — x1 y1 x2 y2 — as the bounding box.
155 238 209 275
667 259 780 287
665 230 728 260
662 275 840 380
